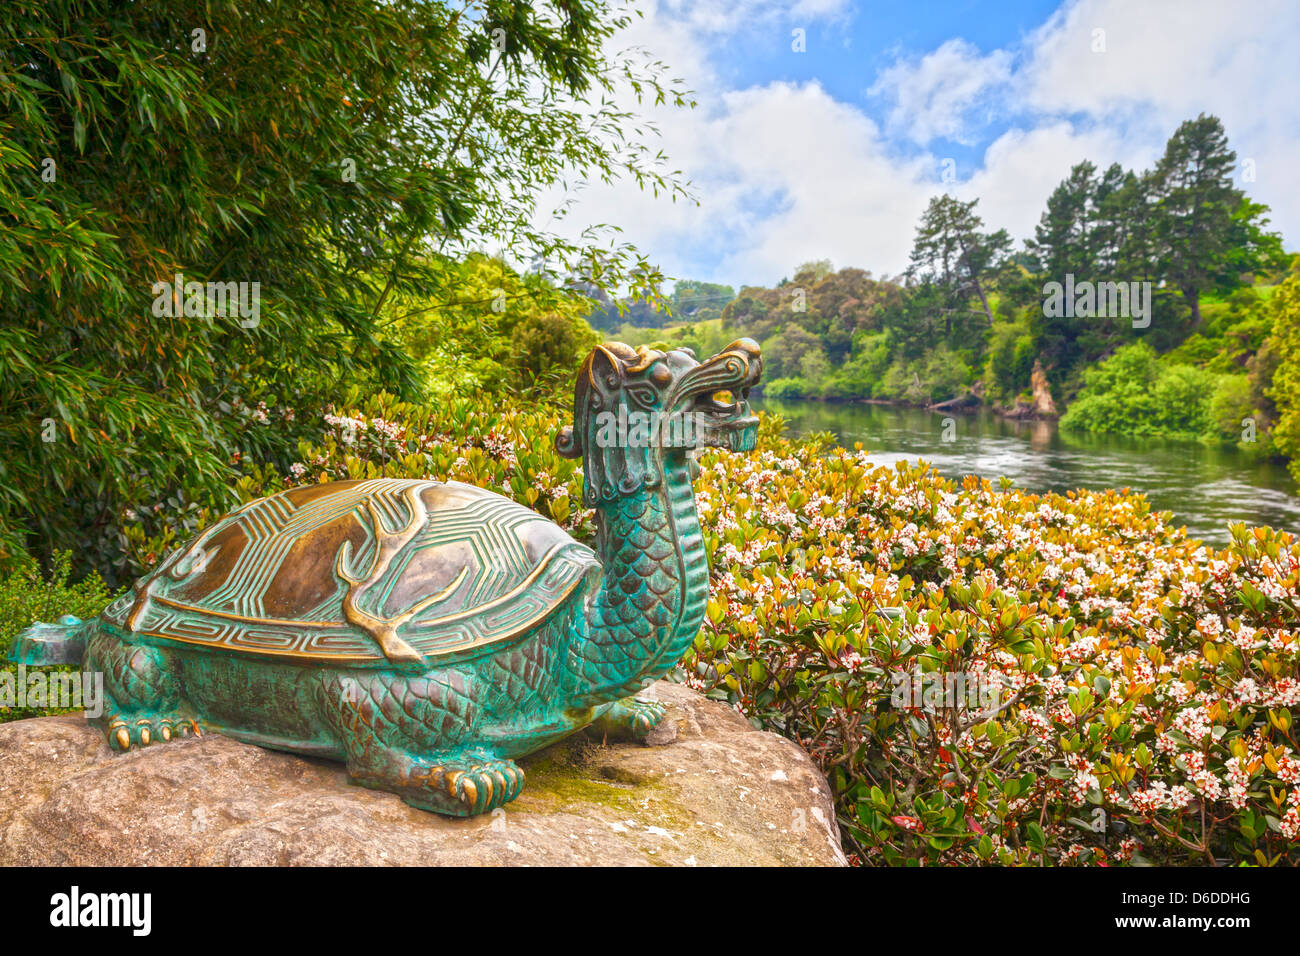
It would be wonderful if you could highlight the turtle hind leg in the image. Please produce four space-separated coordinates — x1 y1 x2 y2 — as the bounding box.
85 629 198 751
348 748 525 817
314 670 520 816
590 695 669 742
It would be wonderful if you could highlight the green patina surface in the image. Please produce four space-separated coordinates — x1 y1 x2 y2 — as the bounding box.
9 341 762 817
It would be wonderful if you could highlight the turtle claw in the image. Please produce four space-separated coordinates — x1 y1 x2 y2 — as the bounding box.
110 721 131 752
104 715 199 751
590 696 670 742
400 755 525 816
624 698 668 737
437 758 524 815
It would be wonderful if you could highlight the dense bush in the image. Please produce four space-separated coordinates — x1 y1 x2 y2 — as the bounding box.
0 0 686 583
0 552 119 721
983 312 1038 403
103 392 1300 866
824 331 893 400
388 254 600 401
762 377 819 401
1267 263 1300 480
876 344 974 405
1060 342 1238 441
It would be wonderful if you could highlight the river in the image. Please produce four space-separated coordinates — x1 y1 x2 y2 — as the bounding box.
759 399 1300 547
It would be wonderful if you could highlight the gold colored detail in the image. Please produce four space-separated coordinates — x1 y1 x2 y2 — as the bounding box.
335 484 468 664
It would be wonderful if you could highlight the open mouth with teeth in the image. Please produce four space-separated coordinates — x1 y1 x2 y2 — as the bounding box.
689 386 758 451
671 339 762 453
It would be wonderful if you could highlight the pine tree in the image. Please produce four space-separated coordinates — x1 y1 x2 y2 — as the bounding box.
907 195 1010 339
1149 114 1276 327
1027 160 1097 281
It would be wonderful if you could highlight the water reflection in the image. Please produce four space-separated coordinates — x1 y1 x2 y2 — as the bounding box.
760 399 1300 547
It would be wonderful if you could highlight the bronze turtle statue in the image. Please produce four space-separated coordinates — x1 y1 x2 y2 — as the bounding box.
11 339 761 816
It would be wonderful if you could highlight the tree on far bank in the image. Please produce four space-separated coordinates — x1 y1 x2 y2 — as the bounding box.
1150 114 1285 327
905 195 1011 339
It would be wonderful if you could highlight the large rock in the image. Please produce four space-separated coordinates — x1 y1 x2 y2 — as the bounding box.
998 359 1059 421
1030 359 1059 418
0 681 845 866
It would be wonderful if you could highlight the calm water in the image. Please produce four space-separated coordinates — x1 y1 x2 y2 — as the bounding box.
760 399 1300 547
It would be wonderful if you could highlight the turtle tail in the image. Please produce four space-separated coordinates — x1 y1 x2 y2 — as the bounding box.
8 615 89 666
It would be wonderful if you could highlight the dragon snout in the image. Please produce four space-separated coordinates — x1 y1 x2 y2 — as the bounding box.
669 338 763 408
722 338 762 387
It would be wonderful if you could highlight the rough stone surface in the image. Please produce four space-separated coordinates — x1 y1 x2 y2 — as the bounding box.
1030 358 1059 418
0 682 845 866
998 359 1059 421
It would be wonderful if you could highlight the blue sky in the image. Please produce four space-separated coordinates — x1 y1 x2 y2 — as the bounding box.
708 1 1059 98
545 0 1300 290
708 1 1060 168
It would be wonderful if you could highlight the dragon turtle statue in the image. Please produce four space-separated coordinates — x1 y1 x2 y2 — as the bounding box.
10 339 761 816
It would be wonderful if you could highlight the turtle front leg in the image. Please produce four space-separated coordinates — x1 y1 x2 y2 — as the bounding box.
85 629 199 750
589 695 669 742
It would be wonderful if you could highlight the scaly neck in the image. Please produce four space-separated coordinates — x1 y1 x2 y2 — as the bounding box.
571 455 707 705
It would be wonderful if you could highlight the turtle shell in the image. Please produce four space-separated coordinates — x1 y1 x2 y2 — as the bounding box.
101 478 600 664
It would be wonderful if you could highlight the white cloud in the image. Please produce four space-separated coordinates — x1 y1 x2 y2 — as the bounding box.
535 0 919 288
1021 0 1298 123
655 0 852 34
957 123 1153 241
539 0 1300 292
707 82 934 282
868 39 1013 146
539 76 935 287
1018 0 1300 261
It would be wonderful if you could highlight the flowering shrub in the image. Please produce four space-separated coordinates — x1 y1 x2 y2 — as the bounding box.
689 432 1300 866
120 389 1300 866
120 388 595 571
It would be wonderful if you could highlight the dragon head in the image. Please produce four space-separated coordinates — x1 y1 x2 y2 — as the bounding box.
557 338 762 505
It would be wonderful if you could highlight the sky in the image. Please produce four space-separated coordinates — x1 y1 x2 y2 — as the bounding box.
543 0 1300 292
